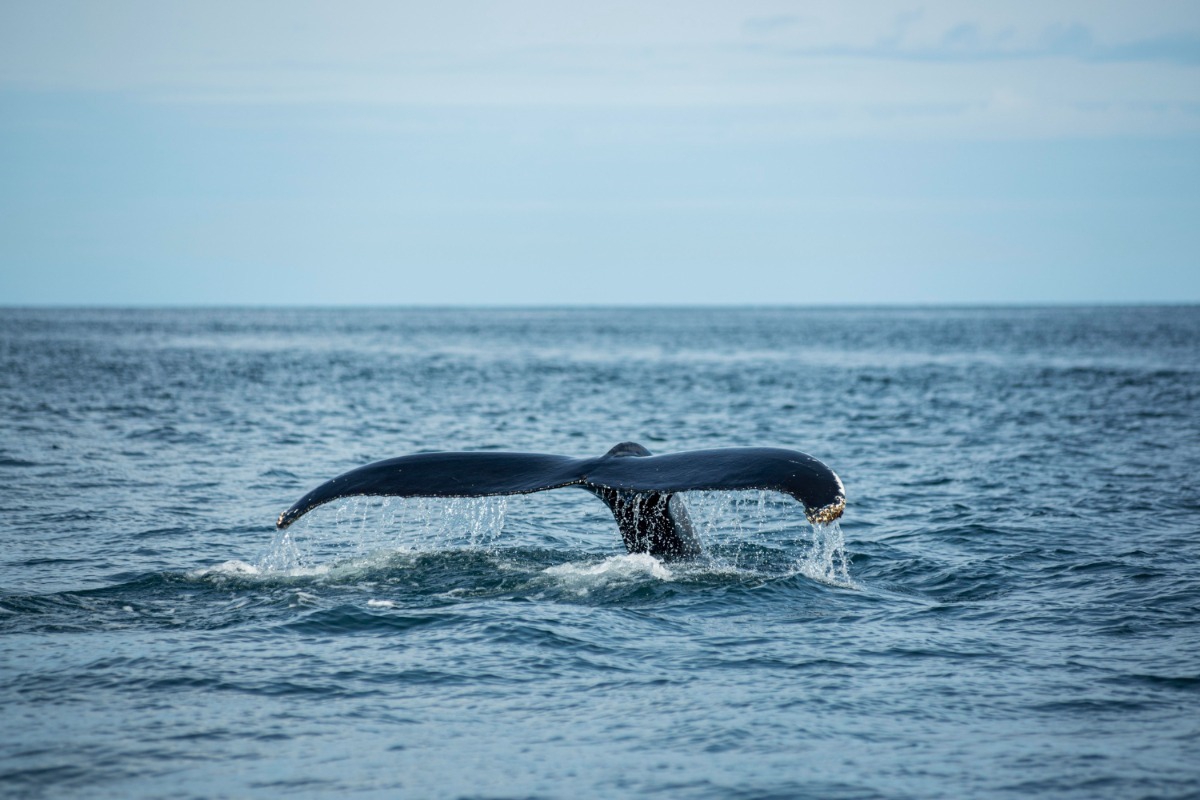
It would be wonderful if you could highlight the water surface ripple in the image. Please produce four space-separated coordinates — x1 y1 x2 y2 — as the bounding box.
2 307 1198 798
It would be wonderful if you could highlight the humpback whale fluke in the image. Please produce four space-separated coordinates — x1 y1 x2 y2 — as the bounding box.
276 443 845 559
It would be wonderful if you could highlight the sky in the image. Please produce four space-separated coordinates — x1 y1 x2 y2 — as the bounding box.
1 1 1198 305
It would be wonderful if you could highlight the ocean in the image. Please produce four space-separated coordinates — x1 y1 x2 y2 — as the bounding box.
1 306 1198 799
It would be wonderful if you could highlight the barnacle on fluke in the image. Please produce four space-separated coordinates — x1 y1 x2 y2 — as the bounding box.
807 495 847 525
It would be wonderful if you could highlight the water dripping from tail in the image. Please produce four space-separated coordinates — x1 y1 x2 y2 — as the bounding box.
254 495 510 573
251 488 852 586
796 519 855 588
679 489 855 586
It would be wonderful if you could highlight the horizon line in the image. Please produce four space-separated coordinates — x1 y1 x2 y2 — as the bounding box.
3 300 1198 312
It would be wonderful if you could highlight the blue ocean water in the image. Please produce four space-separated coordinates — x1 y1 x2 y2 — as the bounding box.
1 306 1198 799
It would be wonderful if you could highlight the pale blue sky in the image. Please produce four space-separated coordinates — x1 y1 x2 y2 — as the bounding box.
2 1 1198 305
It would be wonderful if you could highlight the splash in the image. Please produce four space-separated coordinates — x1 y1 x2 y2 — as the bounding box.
189 559 261 578
250 489 853 587
795 519 855 588
256 495 509 572
188 558 331 583
681 490 856 586
543 553 673 595
258 527 301 572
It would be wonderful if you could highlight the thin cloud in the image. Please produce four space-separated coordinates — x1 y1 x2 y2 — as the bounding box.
1095 33 1200 65
776 23 1200 66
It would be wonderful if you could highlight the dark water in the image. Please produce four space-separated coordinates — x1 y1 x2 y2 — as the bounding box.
2 307 1198 799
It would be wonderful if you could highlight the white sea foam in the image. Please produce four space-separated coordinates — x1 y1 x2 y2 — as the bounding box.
543 553 673 595
189 559 262 578
189 558 332 582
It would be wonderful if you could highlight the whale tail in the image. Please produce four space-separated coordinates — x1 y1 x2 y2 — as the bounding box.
584 487 702 559
276 442 844 559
